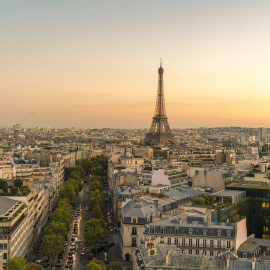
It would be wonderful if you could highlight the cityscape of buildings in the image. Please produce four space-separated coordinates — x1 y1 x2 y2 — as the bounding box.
2 2 270 269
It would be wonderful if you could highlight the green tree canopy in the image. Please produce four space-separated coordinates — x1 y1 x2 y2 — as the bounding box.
52 208 72 229
88 192 104 210
44 220 67 239
7 256 27 270
89 180 103 193
193 197 205 205
70 171 81 181
59 184 76 205
91 205 102 219
0 179 8 192
14 178 23 190
41 234 65 267
57 199 73 214
74 165 85 178
110 262 124 270
26 262 43 270
83 258 106 270
91 165 103 176
84 218 109 255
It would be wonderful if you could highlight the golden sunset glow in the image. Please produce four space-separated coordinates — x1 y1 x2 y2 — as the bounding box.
1 1 270 128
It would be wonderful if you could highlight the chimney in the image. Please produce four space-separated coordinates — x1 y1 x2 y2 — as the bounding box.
178 218 182 225
226 251 230 268
165 251 170 265
153 199 159 208
252 255 255 270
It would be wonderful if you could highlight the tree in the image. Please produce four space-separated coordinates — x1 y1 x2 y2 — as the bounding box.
74 165 85 178
88 192 104 210
91 165 103 176
40 234 65 269
7 256 27 270
44 220 67 239
58 199 73 214
26 263 43 270
84 218 109 257
59 184 76 205
14 178 23 190
193 197 205 205
70 171 81 181
0 179 8 192
83 258 106 270
52 208 72 229
91 205 102 219
89 180 103 192
110 262 124 270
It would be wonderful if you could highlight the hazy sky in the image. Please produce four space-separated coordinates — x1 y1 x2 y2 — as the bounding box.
1 1 270 129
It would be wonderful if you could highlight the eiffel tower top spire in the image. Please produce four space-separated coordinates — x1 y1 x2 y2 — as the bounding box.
143 62 177 145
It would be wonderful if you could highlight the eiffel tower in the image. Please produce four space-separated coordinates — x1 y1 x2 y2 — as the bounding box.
144 62 177 145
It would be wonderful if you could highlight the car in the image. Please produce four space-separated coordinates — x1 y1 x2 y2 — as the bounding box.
71 242 75 246
36 259 43 264
107 242 115 247
64 265 70 269
74 220 78 224
88 253 93 260
67 260 73 266
70 238 75 242
80 250 86 256
81 245 87 250
55 260 62 267
85 207 88 210
75 240 82 244
43 261 49 267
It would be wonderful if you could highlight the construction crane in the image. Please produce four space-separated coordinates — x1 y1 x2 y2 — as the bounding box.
88 131 92 160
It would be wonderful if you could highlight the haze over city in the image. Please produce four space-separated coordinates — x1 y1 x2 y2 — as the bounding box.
1 0 270 129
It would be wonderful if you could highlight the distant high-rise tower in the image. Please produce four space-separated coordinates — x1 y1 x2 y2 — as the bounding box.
144 62 177 145
259 127 267 143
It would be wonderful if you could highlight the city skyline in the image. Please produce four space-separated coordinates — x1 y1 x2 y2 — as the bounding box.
1 1 270 129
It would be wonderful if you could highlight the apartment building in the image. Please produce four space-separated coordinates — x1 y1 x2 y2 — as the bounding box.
120 201 160 260
144 211 247 257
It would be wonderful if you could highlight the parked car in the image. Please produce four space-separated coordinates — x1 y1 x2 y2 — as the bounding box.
75 240 82 244
55 260 62 267
88 253 93 260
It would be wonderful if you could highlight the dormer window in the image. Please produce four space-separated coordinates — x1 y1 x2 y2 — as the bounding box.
226 230 231 237
161 227 165 234
189 228 193 235
152 226 156 234
175 227 179 234
217 229 222 237
203 229 207 236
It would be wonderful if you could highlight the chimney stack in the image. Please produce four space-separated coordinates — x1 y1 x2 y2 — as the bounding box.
252 255 255 270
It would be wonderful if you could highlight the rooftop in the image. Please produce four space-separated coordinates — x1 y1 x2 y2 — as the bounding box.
227 182 270 190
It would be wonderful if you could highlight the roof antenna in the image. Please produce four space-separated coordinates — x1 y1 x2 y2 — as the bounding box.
160 58 162 67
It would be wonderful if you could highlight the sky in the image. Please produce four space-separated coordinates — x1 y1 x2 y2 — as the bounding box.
1 1 270 129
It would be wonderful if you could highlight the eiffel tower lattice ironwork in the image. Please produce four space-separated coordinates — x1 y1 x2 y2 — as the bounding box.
144 62 177 145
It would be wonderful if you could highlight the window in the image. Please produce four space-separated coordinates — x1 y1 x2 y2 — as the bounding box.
227 230 231 237
210 251 214 256
189 249 192 255
175 238 178 246
203 239 207 247
203 229 207 236
182 238 185 246
0 243 7 250
3 253 7 260
217 240 221 248
161 227 164 234
227 241 231 249
217 229 222 237
210 240 214 248
196 239 200 247
189 239 192 247
132 227 137 235
152 227 155 234
132 237 137 247
196 250 199 255
243 253 247 258
175 228 179 234
189 228 193 235
132 218 137 224
168 238 171 245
